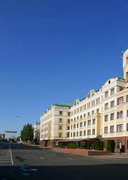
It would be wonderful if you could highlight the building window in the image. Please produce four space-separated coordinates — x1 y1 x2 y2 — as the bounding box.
77 132 79 136
111 88 115 95
126 123 128 131
59 126 62 130
111 100 115 107
67 132 69 137
105 91 108 98
71 133 72 137
105 115 108 121
80 131 82 136
59 133 62 137
105 103 109 110
67 119 70 123
84 130 86 136
87 129 91 135
68 112 70 116
87 103 90 108
104 127 108 134
67 126 70 130
84 121 86 126
84 113 86 117
119 87 124 91
92 119 95 124
77 123 79 128
73 132 75 137
97 108 99 113
91 100 95 107
88 112 90 116
117 124 123 132
110 126 114 133
60 111 62 115
92 129 95 135
117 97 124 105
96 98 100 104
117 111 123 119
126 72 128 82
92 110 94 114
126 95 128 103
59 118 62 123
80 122 83 127
88 120 91 125
110 113 114 120
74 124 76 128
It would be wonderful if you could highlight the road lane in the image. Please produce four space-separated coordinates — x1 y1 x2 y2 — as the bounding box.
0 143 13 165
0 143 128 180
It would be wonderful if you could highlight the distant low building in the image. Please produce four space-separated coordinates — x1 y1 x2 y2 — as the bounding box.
0 134 5 139
33 121 40 141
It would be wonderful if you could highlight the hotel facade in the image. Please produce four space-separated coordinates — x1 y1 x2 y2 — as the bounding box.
40 49 128 152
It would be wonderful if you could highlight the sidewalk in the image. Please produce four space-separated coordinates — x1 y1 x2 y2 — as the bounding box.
91 153 128 159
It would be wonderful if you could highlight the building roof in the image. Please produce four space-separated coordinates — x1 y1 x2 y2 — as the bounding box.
54 102 73 107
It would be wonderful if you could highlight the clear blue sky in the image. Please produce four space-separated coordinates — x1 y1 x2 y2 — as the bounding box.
0 0 128 137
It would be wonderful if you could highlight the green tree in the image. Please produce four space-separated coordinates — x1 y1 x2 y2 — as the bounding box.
106 140 115 152
95 140 103 150
21 124 33 142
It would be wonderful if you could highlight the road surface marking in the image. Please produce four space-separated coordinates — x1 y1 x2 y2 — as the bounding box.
40 157 44 159
29 169 38 172
22 173 30 176
9 144 14 165
67 157 73 160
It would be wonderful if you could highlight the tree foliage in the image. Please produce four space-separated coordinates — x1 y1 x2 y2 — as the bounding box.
106 140 115 152
95 140 103 150
21 124 33 142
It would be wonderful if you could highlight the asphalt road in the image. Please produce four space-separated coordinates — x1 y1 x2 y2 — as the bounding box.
0 143 128 180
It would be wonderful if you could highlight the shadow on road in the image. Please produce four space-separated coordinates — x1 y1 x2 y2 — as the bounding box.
0 163 128 180
15 156 26 162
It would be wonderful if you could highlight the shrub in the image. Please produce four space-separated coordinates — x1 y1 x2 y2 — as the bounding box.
106 140 115 152
55 143 65 148
95 140 103 150
67 144 78 149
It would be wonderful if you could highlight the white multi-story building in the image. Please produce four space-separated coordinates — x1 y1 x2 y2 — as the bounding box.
40 103 71 147
40 49 128 152
33 121 40 141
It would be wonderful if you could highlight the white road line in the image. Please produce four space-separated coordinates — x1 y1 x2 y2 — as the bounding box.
9 144 14 165
40 157 44 159
67 157 73 160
